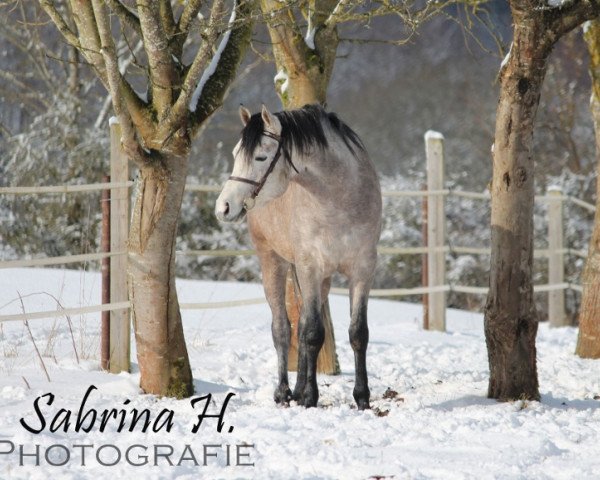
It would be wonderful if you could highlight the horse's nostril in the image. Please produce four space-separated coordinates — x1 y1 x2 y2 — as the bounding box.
224 202 230 215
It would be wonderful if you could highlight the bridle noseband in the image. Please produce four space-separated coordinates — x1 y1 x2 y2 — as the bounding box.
228 132 297 211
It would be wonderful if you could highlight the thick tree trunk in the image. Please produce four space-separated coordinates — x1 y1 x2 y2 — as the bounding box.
577 20 600 359
484 18 552 402
128 155 193 398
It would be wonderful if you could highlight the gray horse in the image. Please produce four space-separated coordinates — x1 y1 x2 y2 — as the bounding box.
215 104 382 409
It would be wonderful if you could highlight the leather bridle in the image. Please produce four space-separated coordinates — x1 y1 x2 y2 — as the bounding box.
228 132 297 210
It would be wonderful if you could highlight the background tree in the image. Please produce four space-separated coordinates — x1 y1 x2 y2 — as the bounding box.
576 19 600 359
37 0 256 397
485 0 600 401
260 0 488 374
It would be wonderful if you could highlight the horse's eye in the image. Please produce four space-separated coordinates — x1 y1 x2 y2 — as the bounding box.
255 156 267 162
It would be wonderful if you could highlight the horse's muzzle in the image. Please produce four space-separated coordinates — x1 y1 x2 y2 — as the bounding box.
215 199 246 223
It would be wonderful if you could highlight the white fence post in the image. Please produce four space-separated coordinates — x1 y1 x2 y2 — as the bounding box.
425 131 446 331
109 121 131 372
547 186 567 327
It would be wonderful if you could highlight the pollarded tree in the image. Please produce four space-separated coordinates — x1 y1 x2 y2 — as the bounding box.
38 0 256 397
576 19 600 359
485 0 600 401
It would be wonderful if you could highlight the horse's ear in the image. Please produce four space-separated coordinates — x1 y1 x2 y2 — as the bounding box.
261 104 275 129
239 105 251 126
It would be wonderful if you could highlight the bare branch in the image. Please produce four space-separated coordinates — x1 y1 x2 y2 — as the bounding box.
92 0 149 166
38 0 80 49
323 0 353 28
136 0 178 117
191 0 257 130
106 0 142 36
547 0 600 38
160 0 176 36
178 0 203 36
63 0 107 83
159 0 226 141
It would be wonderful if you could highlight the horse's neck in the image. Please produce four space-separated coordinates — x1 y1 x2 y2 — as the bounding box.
290 144 359 195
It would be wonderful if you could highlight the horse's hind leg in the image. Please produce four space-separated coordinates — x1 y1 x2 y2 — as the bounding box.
349 274 374 410
293 269 324 408
258 250 292 404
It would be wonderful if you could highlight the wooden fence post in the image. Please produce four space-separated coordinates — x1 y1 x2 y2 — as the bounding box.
425 131 446 331
547 186 567 327
109 121 131 372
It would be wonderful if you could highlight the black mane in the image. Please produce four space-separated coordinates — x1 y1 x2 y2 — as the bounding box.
239 104 365 163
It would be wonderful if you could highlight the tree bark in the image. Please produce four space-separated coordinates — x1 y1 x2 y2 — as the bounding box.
576 20 600 359
484 14 553 402
128 155 193 398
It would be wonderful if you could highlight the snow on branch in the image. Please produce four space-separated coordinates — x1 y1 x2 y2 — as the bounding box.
189 4 237 112
165 0 226 124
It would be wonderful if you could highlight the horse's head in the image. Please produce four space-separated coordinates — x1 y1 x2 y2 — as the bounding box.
216 105 291 223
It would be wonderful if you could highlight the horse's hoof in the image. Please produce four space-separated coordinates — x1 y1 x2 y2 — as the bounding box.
353 387 370 410
274 386 292 404
291 386 304 403
301 385 318 408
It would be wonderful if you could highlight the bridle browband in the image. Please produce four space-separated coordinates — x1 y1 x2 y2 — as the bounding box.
228 132 298 210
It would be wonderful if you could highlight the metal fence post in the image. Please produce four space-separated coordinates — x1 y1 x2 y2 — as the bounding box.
548 186 567 327
101 175 111 371
109 121 131 372
422 183 429 330
425 131 446 331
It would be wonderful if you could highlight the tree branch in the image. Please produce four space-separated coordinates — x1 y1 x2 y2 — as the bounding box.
136 0 178 117
547 0 600 38
92 0 149 166
178 0 203 36
106 0 142 36
160 0 176 37
157 0 226 143
191 0 256 131
63 0 106 83
323 0 352 28
38 0 81 49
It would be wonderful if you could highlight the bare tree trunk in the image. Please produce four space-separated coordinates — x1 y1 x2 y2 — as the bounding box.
128 155 193 397
577 20 600 359
484 16 552 402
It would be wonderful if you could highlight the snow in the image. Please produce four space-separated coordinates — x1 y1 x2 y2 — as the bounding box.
1 268 600 479
304 5 316 50
501 42 512 68
547 185 563 193
304 28 316 50
189 4 237 112
547 0 569 6
273 69 289 94
424 130 444 141
108 116 119 126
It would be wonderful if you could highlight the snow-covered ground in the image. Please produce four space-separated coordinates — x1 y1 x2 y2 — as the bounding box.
0 268 599 479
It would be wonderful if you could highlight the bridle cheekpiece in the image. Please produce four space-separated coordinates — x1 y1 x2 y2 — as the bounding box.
228 132 297 211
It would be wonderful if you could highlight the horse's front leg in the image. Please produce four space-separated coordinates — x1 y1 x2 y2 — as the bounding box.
258 250 292 404
293 270 324 408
